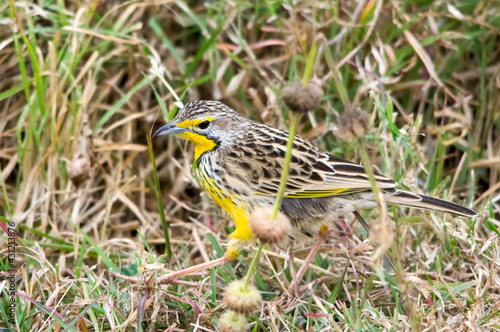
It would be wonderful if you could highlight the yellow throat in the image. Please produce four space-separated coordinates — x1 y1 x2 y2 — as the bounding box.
179 132 217 160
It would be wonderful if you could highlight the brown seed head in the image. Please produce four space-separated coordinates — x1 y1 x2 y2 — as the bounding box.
219 310 248 332
248 208 290 244
67 155 91 187
281 79 323 113
337 108 371 142
223 280 262 314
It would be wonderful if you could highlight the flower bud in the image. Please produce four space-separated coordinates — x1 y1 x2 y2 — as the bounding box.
223 280 262 314
281 80 323 113
219 310 248 332
337 108 371 142
66 155 91 187
248 208 290 244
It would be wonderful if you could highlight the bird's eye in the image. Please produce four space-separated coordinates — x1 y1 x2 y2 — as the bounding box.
198 120 210 129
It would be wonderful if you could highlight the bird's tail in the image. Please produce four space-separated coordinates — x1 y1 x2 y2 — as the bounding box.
383 190 477 217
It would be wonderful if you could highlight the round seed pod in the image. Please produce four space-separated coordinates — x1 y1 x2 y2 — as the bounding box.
281 79 323 113
223 280 262 314
248 208 290 245
337 108 371 142
219 310 247 332
67 155 91 187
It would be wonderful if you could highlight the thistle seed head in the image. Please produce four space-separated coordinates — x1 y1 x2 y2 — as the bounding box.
281 79 323 113
337 108 371 142
248 208 290 244
223 280 262 314
67 155 91 187
219 310 248 332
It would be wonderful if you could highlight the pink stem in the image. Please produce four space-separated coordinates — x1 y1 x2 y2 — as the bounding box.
288 228 329 296
157 255 233 284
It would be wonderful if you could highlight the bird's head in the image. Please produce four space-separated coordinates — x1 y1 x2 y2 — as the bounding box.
153 100 244 159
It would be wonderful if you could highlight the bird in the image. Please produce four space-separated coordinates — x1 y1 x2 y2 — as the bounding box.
153 100 477 258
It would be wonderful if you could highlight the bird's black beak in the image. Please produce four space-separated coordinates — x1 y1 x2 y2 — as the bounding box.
153 123 186 138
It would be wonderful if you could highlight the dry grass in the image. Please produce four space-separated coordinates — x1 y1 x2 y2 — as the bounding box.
1 0 500 331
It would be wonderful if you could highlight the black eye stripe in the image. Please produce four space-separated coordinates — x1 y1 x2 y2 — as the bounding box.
198 120 210 129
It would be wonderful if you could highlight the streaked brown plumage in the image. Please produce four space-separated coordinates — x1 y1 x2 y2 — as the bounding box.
154 100 477 256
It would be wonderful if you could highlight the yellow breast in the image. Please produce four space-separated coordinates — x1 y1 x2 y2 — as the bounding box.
197 165 253 257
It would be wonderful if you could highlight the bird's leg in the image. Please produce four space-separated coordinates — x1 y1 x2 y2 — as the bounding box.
353 211 370 235
287 226 329 297
156 253 234 284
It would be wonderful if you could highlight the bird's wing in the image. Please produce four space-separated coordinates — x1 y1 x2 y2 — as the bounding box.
222 124 396 198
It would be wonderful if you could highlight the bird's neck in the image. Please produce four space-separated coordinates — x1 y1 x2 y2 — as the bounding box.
178 132 218 160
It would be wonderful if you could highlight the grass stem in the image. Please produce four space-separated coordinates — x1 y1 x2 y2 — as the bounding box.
244 242 263 290
270 112 300 220
147 133 172 258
